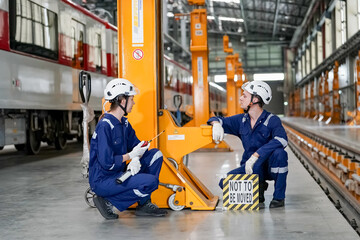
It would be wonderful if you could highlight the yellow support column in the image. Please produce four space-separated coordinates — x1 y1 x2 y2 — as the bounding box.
117 0 160 146
324 71 331 123
310 80 316 118
318 75 324 121
332 61 341 124
225 55 236 116
223 35 236 116
117 0 219 210
235 61 244 114
188 8 210 127
356 51 360 124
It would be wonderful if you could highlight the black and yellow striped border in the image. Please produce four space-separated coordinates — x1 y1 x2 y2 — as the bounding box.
223 174 259 210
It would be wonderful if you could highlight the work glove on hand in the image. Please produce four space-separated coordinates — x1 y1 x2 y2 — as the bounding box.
127 157 141 176
245 155 258 174
128 141 150 159
212 122 224 144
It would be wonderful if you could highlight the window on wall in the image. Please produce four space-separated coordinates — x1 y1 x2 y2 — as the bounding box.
9 0 58 60
244 45 282 68
340 1 346 44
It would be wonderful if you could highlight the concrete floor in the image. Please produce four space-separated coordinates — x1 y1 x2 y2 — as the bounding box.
0 135 358 240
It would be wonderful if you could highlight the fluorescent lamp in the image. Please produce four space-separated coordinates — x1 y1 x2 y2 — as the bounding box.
212 0 240 3
214 74 227 83
207 15 243 22
219 16 244 22
209 82 226 92
253 73 284 81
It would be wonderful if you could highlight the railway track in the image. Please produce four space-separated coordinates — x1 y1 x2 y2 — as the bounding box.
284 121 360 235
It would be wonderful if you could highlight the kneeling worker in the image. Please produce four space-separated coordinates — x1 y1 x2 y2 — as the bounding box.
89 78 167 218
208 81 288 208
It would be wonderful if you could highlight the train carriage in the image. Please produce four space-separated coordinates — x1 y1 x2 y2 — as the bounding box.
0 0 117 154
0 0 227 154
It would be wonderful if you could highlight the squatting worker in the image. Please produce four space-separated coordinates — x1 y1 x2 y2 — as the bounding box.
89 78 167 219
208 80 288 208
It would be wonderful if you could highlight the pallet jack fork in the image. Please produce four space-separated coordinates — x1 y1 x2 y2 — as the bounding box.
151 109 219 211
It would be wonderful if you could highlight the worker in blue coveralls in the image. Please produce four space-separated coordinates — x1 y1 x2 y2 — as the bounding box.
89 78 167 219
208 81 288 209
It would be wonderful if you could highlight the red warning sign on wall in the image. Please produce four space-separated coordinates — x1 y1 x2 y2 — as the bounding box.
133 49 144 60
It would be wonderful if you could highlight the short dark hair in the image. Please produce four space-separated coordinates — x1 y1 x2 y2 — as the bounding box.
109 95 127 110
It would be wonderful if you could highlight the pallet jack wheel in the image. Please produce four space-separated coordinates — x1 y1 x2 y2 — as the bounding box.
168 193 185 211
85 187 96 208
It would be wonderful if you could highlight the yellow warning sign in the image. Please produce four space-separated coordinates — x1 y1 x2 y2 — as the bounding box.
223 174 259 210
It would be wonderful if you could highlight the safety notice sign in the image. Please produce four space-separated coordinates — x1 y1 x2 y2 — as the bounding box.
223 174 259 210
133 49 144 60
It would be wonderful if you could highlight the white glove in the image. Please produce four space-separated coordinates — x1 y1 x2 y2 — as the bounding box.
128 141 150 159
212 122 224 144
127 157 141 176
245 155 258 174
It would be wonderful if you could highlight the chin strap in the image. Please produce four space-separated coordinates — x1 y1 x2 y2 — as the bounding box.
244 95 262 113
117 96 129 116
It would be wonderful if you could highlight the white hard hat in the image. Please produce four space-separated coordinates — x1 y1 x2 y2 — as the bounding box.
242 80 272 104
104 78 139 101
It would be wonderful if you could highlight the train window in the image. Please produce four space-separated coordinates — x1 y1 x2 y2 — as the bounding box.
95 33 102 72
113 36 118 75
9 0 58 60
71 19 85 68
71 27 76 64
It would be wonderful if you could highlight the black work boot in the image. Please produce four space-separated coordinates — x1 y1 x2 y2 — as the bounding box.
259 181 268 209
269 199 285 208
93 195 119 220
135 199 168 217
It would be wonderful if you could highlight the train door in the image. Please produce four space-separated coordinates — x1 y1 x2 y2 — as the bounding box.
71 19 85 104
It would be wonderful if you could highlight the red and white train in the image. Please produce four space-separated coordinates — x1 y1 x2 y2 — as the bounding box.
0 0 226 154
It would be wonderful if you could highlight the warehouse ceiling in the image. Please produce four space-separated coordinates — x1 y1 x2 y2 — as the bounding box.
75 0 316 76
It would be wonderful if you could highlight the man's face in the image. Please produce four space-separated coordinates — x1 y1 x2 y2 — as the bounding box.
121 96 135 113
239 90 252 109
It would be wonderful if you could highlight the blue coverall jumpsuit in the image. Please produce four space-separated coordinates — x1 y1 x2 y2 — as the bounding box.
208 110 288 200
89 113 164 211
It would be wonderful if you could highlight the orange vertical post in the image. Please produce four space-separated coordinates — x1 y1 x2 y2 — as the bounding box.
189 8 210 127
310 80 316 118
117 0 160 147
235 61 244 114
324 71 331 122
332 61 341 124
225 55 236 116
318 75 324 120
356 51 360 124
304 83 309 117
223 35 236 116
